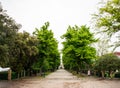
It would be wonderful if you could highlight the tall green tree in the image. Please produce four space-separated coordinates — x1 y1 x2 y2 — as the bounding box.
61 25 97 72
33 22 60 72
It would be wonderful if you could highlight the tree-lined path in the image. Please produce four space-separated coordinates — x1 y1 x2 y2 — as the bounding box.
0 69 120 88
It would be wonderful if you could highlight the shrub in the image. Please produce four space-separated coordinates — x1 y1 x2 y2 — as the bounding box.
94 53 120 78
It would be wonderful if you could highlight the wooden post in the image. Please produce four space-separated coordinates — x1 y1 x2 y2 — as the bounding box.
8 69 12 80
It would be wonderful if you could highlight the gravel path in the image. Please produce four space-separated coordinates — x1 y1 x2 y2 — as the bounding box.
0 69 120 88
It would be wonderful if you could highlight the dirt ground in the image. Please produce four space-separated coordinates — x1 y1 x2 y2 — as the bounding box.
0 69 120 88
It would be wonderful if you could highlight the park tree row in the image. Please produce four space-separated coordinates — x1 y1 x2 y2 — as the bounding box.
0 3 60 77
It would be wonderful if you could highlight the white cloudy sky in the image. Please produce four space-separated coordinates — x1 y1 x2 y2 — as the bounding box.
1 0 101 50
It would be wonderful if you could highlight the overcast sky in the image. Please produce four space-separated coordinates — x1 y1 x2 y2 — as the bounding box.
1 0 101 50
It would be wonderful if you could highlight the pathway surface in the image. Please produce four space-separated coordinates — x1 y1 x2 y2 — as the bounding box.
0 69 120 88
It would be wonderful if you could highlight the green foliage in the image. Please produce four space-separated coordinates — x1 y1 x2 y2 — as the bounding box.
93 0 120 36
0 45 9 66
62 25 97 72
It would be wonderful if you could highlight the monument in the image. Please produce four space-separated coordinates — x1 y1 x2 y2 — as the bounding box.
59 54 64 69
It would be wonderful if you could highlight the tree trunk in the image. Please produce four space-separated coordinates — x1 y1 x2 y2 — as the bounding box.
101 71 105 78
18 73 20 79
23 70 26 77
94 70 96 76
110 71 114 79
40 68 42 76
